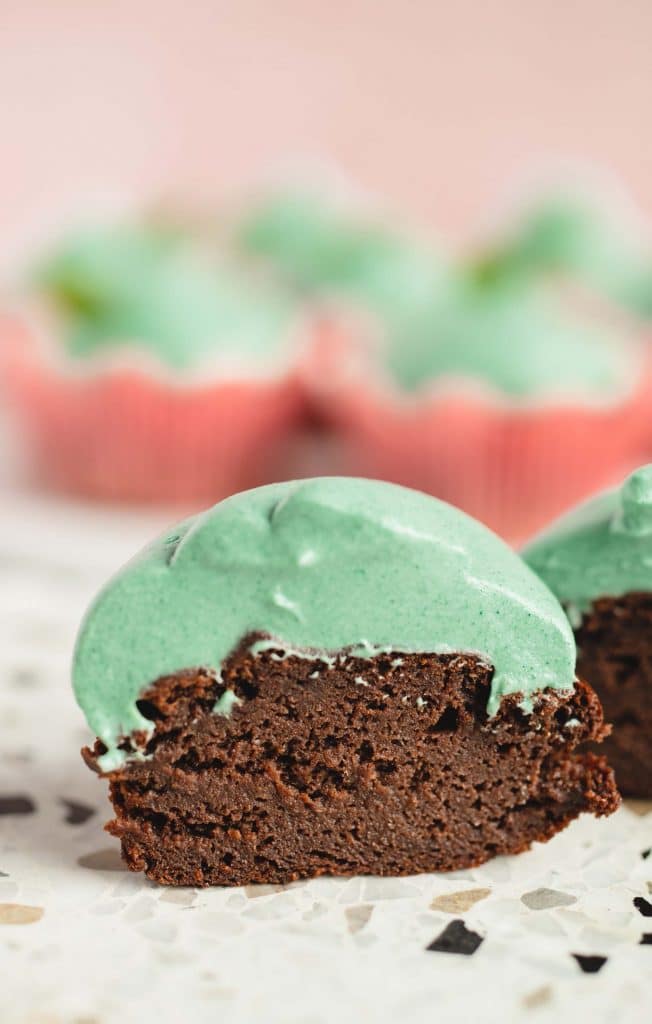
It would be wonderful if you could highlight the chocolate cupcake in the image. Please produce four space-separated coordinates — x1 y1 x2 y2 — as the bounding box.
74 477 619 886
525 464 652 797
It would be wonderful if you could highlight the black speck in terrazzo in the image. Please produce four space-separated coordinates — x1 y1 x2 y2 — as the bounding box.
0 871 8 877
640 934 652 945
60 799 95 826
634 896 652 918
572 954 607 974
0 795 35 816
426 919 483 955
642 848 651 860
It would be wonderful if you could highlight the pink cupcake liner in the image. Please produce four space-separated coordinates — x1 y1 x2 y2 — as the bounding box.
305 318 652 542
1 314 308 503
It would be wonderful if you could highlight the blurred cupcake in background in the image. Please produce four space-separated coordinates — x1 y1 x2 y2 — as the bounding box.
235 186 451 335
235 183 455 452
1 216 309 503
236 184 651 540
468 179 652 467
307 271 649 542
471 187 652 321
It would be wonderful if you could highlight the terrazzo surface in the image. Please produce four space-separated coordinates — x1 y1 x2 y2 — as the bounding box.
0 490 650 1024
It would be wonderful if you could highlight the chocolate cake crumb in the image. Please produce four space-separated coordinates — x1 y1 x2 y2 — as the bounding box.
575 593 652 797
572 954 607 974
427 919 484 955
83 642 620 887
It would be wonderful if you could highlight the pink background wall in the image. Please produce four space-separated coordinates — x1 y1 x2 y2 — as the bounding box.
2 0 652 256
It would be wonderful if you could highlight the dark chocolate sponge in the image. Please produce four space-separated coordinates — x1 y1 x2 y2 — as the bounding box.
82 641 619 887
576 592 652 798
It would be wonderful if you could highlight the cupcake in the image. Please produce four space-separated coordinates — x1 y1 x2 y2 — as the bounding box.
468 186 652 472
524 464 652 797
1 219 308 502
311 275 649 541
473 189 652 320
237 189 649 540
235 188 450 318
74 477 618 887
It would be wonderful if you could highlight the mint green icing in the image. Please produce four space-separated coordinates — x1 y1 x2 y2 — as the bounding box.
213 690 242 716
524 465 652 622
237 191 449 319
472 195 652 318
72 477 576 770
239 192 638 400
380 280 639 400
37 222 296 371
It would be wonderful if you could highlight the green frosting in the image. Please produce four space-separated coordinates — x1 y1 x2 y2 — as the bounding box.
73 477 576 770
37 222 296 371
524 465 652 623
238 192 638 400
380 280 639 400
237 191 449 319
473 195 652 318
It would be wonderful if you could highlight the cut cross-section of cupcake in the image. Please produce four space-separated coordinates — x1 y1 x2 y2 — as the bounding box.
524 464 652 797
74 477 619 886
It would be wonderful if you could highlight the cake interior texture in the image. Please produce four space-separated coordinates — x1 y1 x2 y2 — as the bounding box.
83 641 620 887
576 592 652 798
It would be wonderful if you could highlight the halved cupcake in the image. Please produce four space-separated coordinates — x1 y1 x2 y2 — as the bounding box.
524 463 652 797
74 477 619 886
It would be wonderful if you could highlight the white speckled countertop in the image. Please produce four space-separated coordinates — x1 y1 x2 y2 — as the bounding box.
0 487 650 1024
